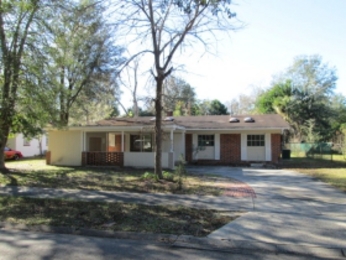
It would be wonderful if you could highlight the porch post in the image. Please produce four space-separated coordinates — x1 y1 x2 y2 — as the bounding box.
168 129 174 169
170 129 174 152
82 131 85 151
121 131 124 152
181 131 185 159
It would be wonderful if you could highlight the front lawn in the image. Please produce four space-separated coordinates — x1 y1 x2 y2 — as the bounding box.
1 159 234 196
294 168 346 192
0 196 238 237
281 156 346 192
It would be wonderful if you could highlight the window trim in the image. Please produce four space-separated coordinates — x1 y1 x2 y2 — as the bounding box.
23 139 31 146
198 135 215 147
247 134 265 147
130 134 153 152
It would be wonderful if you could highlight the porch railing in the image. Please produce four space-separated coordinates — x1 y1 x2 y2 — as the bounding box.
82 152 124 166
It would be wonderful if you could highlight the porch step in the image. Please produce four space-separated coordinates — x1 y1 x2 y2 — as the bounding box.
250 163 264 168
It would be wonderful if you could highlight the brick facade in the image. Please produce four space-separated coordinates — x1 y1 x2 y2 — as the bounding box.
271 133 282 163
185 133 282 165
46 151 51 165
220 134 241 164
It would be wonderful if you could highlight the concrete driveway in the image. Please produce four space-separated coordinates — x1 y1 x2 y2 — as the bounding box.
187 166 346 249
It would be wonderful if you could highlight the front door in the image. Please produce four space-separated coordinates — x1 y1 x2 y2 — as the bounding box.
89 137 102 151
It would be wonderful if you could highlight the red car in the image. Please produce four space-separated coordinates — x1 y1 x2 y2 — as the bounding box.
4 147 23 160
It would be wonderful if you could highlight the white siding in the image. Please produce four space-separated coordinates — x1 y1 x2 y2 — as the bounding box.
241 133 247 160
214 133 220 160
247 147 266 161
8 133 48 157
197 146 214 159
265 133 271 161
124 152 169 168
173 133 184 162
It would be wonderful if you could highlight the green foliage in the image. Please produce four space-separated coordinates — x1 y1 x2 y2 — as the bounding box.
192 99 229 115
163 76 196 116
175 155 187 190
163 171 175 182
0 0 44 167
256 80 292 115
255 55 341 142
142 171 174 182
141 171 158 181
28 0 123 127
209 99 229 115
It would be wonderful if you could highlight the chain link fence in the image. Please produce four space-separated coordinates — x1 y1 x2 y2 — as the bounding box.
286 142 333 160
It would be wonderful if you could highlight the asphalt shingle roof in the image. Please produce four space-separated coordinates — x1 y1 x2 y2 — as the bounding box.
94 114 289 130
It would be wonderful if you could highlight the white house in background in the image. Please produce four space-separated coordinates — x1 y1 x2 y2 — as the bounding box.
6 133 48 157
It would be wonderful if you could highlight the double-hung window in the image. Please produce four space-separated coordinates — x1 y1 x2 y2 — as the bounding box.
247 135 265 146
198 135 214 146
130 134 153 152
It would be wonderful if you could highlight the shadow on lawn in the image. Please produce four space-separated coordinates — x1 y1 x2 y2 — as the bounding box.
280 157 346 168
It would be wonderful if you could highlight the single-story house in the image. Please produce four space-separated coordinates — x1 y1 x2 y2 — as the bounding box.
46 114 290 168
7 133 48 157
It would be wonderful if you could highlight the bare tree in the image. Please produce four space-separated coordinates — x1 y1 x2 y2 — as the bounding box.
118 57 142 117
227 87 264 115
113 0 240 178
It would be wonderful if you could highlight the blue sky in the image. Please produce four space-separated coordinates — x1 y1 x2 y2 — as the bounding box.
120 0 346 108
177 0 346 101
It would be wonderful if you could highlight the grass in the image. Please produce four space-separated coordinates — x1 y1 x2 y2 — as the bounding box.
0 196 238 237
1 159 234 196
292 168 346 192
281 154 346 168
281 155 346 192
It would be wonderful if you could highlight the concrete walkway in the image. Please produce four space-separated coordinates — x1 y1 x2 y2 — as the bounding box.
187 166 346 249
1 166 346 258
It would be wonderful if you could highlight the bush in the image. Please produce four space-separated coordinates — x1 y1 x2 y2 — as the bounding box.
175 155 187 190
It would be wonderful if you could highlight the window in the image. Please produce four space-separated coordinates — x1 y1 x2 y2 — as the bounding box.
247 135 265 146
198 135 214 146
23 138 31 146
130 134 153 152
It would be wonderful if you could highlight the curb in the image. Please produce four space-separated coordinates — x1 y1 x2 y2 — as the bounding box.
1 222 345 259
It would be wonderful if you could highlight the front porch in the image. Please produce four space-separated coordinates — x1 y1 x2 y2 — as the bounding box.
80 128 184 169
81 151 174 169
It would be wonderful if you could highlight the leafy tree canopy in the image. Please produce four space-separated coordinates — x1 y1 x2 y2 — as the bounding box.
255 55 340 142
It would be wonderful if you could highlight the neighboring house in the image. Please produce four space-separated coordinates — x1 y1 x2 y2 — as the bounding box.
46 114 290 169
7 133 48 157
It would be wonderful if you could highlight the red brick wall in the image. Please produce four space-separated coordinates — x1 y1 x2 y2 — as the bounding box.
271 134 282 163
220 134 241 163
185 134 193 162
108 135 122 152
46 151 51 165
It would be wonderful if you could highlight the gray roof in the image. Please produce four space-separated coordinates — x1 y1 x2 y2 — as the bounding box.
94 114 289 130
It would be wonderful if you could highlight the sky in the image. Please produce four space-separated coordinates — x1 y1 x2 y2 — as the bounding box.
120 0 346 109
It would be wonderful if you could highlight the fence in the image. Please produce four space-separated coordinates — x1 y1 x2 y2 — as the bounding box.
286 142 333 160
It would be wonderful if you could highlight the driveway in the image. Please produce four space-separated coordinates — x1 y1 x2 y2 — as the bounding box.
187 166 346 249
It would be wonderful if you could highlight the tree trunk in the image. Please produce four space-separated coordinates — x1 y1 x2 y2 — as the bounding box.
0 124 10 171
155 77 164 179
